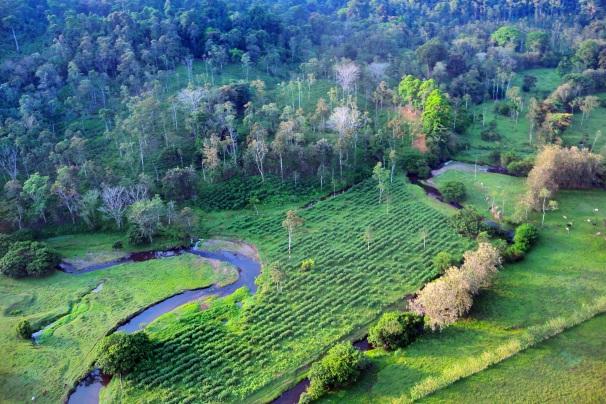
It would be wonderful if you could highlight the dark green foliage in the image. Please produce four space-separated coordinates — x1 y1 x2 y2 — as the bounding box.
112 241 123 250
401 151 431 179
0 233 11 258
480 128 502 141
162 167 197 202
433 251 454 273
440 181 466 203
368 311 424 351
127 226 148 246
451 207 485 237
97 332 151 376
16 320 33 340
494 101 512 116
304 342 364 401
507 159 534 176
0 241 59 278
522 75 538 92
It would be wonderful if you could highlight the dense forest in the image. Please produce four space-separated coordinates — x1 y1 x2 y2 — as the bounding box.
1 0 605 235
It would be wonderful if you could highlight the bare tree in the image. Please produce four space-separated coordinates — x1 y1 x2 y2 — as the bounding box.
126 183 149 204
328 106 360 177
99 185 130 229
0 143 18 180
334 60 360 98
248 124 268 181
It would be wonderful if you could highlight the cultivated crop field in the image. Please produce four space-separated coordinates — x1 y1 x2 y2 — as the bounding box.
103 177 473 403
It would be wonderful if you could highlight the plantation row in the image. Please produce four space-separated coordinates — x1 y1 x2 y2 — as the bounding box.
122 178 473 402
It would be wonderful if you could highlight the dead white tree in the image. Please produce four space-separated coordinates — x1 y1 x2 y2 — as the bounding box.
328 105 360 177
98 185 130 229
0 143 18 180
334 60 360 98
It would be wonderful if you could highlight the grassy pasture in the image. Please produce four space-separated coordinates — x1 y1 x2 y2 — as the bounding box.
455 68 562 164
0 253 236 403
320 176 606 403
432 169 528 222
102 176 472 403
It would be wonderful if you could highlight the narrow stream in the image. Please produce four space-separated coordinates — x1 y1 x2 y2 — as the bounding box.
64 245 261 404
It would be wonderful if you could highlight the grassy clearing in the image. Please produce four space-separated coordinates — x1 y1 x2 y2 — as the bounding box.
455 68 562 164
320 186 606 403
103 176 473 403
0 253 236 403
431 169 527 222
423 314 606 403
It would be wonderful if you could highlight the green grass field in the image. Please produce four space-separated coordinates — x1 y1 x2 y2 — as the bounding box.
319 181 606 402
432 169 528 222
0 253 237 403
455 68 563 164
101 176 473 403
423 314 606 403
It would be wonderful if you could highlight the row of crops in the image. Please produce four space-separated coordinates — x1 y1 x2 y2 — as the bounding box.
121 177 474 402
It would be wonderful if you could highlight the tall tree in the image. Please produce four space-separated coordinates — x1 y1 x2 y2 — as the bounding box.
282 210 304 258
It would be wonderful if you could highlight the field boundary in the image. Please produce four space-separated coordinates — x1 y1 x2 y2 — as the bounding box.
409 295 606 401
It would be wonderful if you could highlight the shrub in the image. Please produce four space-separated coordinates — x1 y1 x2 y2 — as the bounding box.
97 332 151 376
368 311 424 350
440 181 466 203
480 128 502 141
432 251 454 273
304 342 364 401
0 241 60 278
127 225 148 246
450 207 484 237
300 258 315 272
112 240 123 250
507 159 534 176
513 223 539 252
494 101 512 116
16 320 33 339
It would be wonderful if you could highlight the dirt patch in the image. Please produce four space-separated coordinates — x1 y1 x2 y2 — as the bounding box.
197 238 260 261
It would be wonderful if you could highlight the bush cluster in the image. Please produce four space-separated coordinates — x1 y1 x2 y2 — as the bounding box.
16 320 33 339
97 332 151 376
300 342 364 402
440 181 466 203
368 311 424 350
450 207 485 237
300 258 315 272
0 241 60 278
504 223 539 262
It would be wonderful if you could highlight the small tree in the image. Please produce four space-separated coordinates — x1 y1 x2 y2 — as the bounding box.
539 187 551 226
304 342 364 401
440 181 466 203
269 262 286 292
127 196 165 244
368 311 424 351
248 195 260 216
16 319 33 339
282 210 303 258
451 207 484 237
432 251 454 274
363 225 374 251
97 332 150 376
372 162 389 204
419 227 429 250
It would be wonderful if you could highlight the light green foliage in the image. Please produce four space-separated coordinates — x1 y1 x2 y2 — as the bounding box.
127 195 165 244
305 342 364 400
300 258 315 272
22 173 49 222
526 31 549 53
432 251 454 273
423 89 452 149
491 26 522 48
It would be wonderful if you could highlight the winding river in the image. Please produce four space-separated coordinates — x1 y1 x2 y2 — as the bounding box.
62 242 261 404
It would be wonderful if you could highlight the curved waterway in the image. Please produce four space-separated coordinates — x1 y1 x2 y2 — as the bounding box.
65 243 261 404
